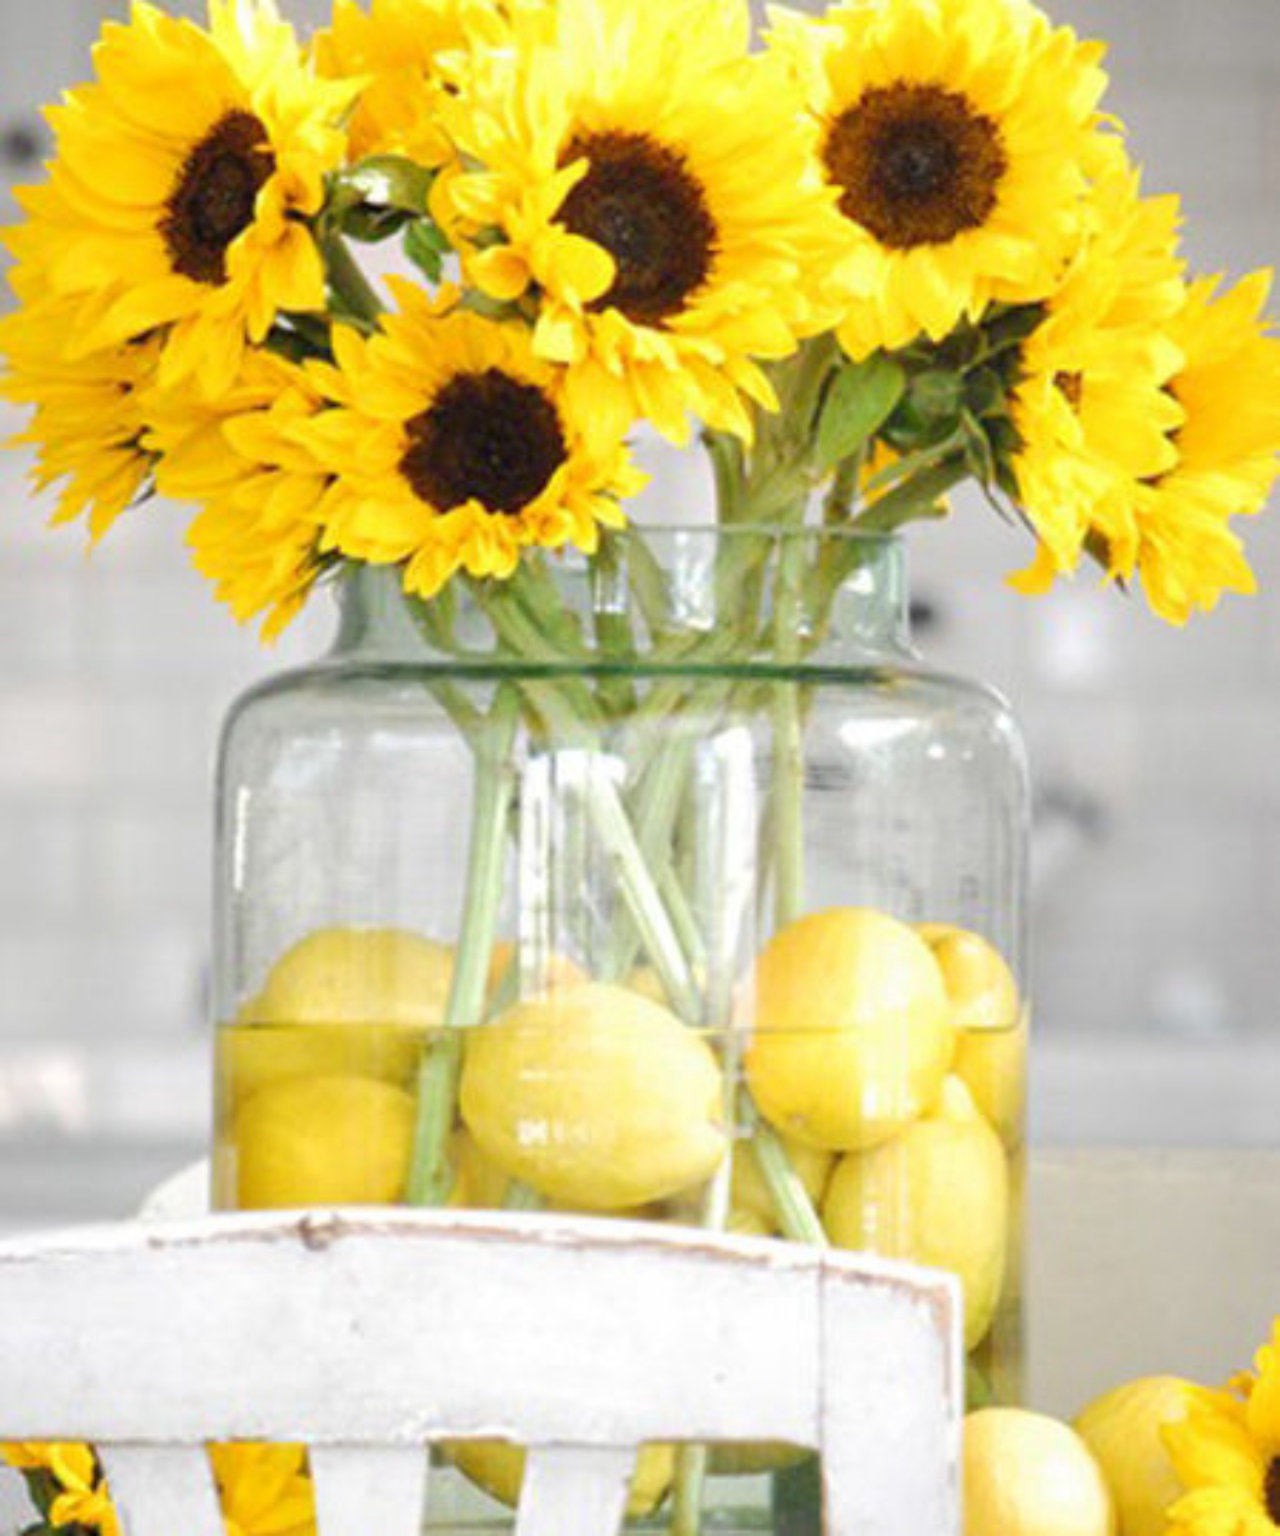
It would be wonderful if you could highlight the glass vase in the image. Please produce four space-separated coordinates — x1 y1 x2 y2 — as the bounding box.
212 527 1029 1531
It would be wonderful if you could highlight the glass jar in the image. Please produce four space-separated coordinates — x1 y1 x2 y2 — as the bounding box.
212 527 1029 1529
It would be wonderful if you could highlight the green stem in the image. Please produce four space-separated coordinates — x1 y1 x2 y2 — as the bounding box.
823 449 863 526
406 685 521 1206
770 531 809 929
671 1447 711 1536
321 232 384 326
750 1122 828 1247
856 457 968 534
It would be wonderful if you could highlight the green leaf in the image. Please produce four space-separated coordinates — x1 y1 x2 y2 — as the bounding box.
907 368 965 424
404 219 450 282
334 154 436 217
961 409 996 486
815 354 906 470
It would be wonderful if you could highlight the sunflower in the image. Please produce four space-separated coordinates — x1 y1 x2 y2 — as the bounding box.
1129 271 1280 624
1162 1320 1280 1536
1008 142 1186 589
433 0 847 443
1 1442 122 1536
211 1443 316 1536
313 0 507 169
771 0 1110 359
8 0 358 399
299 280 645 597
0 281 163 541
147 349 332 638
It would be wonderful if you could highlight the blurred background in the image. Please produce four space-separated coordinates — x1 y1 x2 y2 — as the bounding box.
0 0 1275 1233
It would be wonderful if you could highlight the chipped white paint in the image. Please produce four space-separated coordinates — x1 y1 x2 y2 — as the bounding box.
0 1211 961 1535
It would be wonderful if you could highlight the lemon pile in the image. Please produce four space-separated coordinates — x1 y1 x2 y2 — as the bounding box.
745 907 1023 1353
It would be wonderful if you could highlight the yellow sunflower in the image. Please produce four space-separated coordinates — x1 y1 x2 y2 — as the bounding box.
0 283 163 541
8 0 358 398
1130 271 1280 624
1 1442 122 1536
299 280 645 597
1008 143 1186 589
211 1442 317 1536
1162 1320 1280 1536
771 0 1110 359
434 0 846 443
147 349 331 638
313 0 508 168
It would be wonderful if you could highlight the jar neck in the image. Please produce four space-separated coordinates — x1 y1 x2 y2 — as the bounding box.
331 529 914 666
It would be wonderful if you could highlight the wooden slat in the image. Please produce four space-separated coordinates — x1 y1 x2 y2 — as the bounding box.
0 1213 822 1449
310 1446 428 1536
100 1447 223 1536
818 1263 962 1536
515 1445 635 1536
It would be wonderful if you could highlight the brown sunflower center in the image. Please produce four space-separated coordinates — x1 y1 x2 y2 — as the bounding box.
1264 1456 1280 1525
823 84 1007 250
1055 371 1084 409
161 111 276 286
400 369 568 516
557 131 717 325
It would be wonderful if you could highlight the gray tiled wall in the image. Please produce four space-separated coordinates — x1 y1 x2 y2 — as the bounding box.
0 0 1275 1180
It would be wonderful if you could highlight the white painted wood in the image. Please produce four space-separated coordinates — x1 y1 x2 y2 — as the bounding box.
310 1446 429 1536
820 1265 963 1536
0 1210 962 1533
137 1161 210 1222
99 1447 224 1536
515 1446 635 1536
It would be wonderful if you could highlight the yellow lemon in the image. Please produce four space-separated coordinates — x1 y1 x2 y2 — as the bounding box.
221 1020 428 1107
822 1078 1008 1350
235 1074 416 1209
486 941 586 1002
240 926 456 1092
746 908 954 1152
965 1409 1115 1536
448 1441 674 1516
728 1205 777 1237
255 926 457 1026
919 924 1025 1147
1074 1378 1197 1536
917 924 1020 1032
731 1135 833 1226
447 1127 511 1210
461 983 728 1210
710 1440 809 1476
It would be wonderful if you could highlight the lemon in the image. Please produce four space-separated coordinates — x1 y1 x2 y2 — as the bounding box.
237 926 456 1094
728 1205 776 1237
746 908 954 1152
710 1440 809 1475
731 1135 833 1225
965 1409 1115 1536
461 983 728 1210
255 926 457 1026
1074 1378 1197 1536
222 1020 428 1107
822 1077 1008 1350
448 1440 674 1516
487 941 586 1001
919 924 1025 1147
447 1127 511 1209
235 1074 416 1209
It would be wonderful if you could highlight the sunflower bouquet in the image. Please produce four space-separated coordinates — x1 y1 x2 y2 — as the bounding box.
3 0 1279 1528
